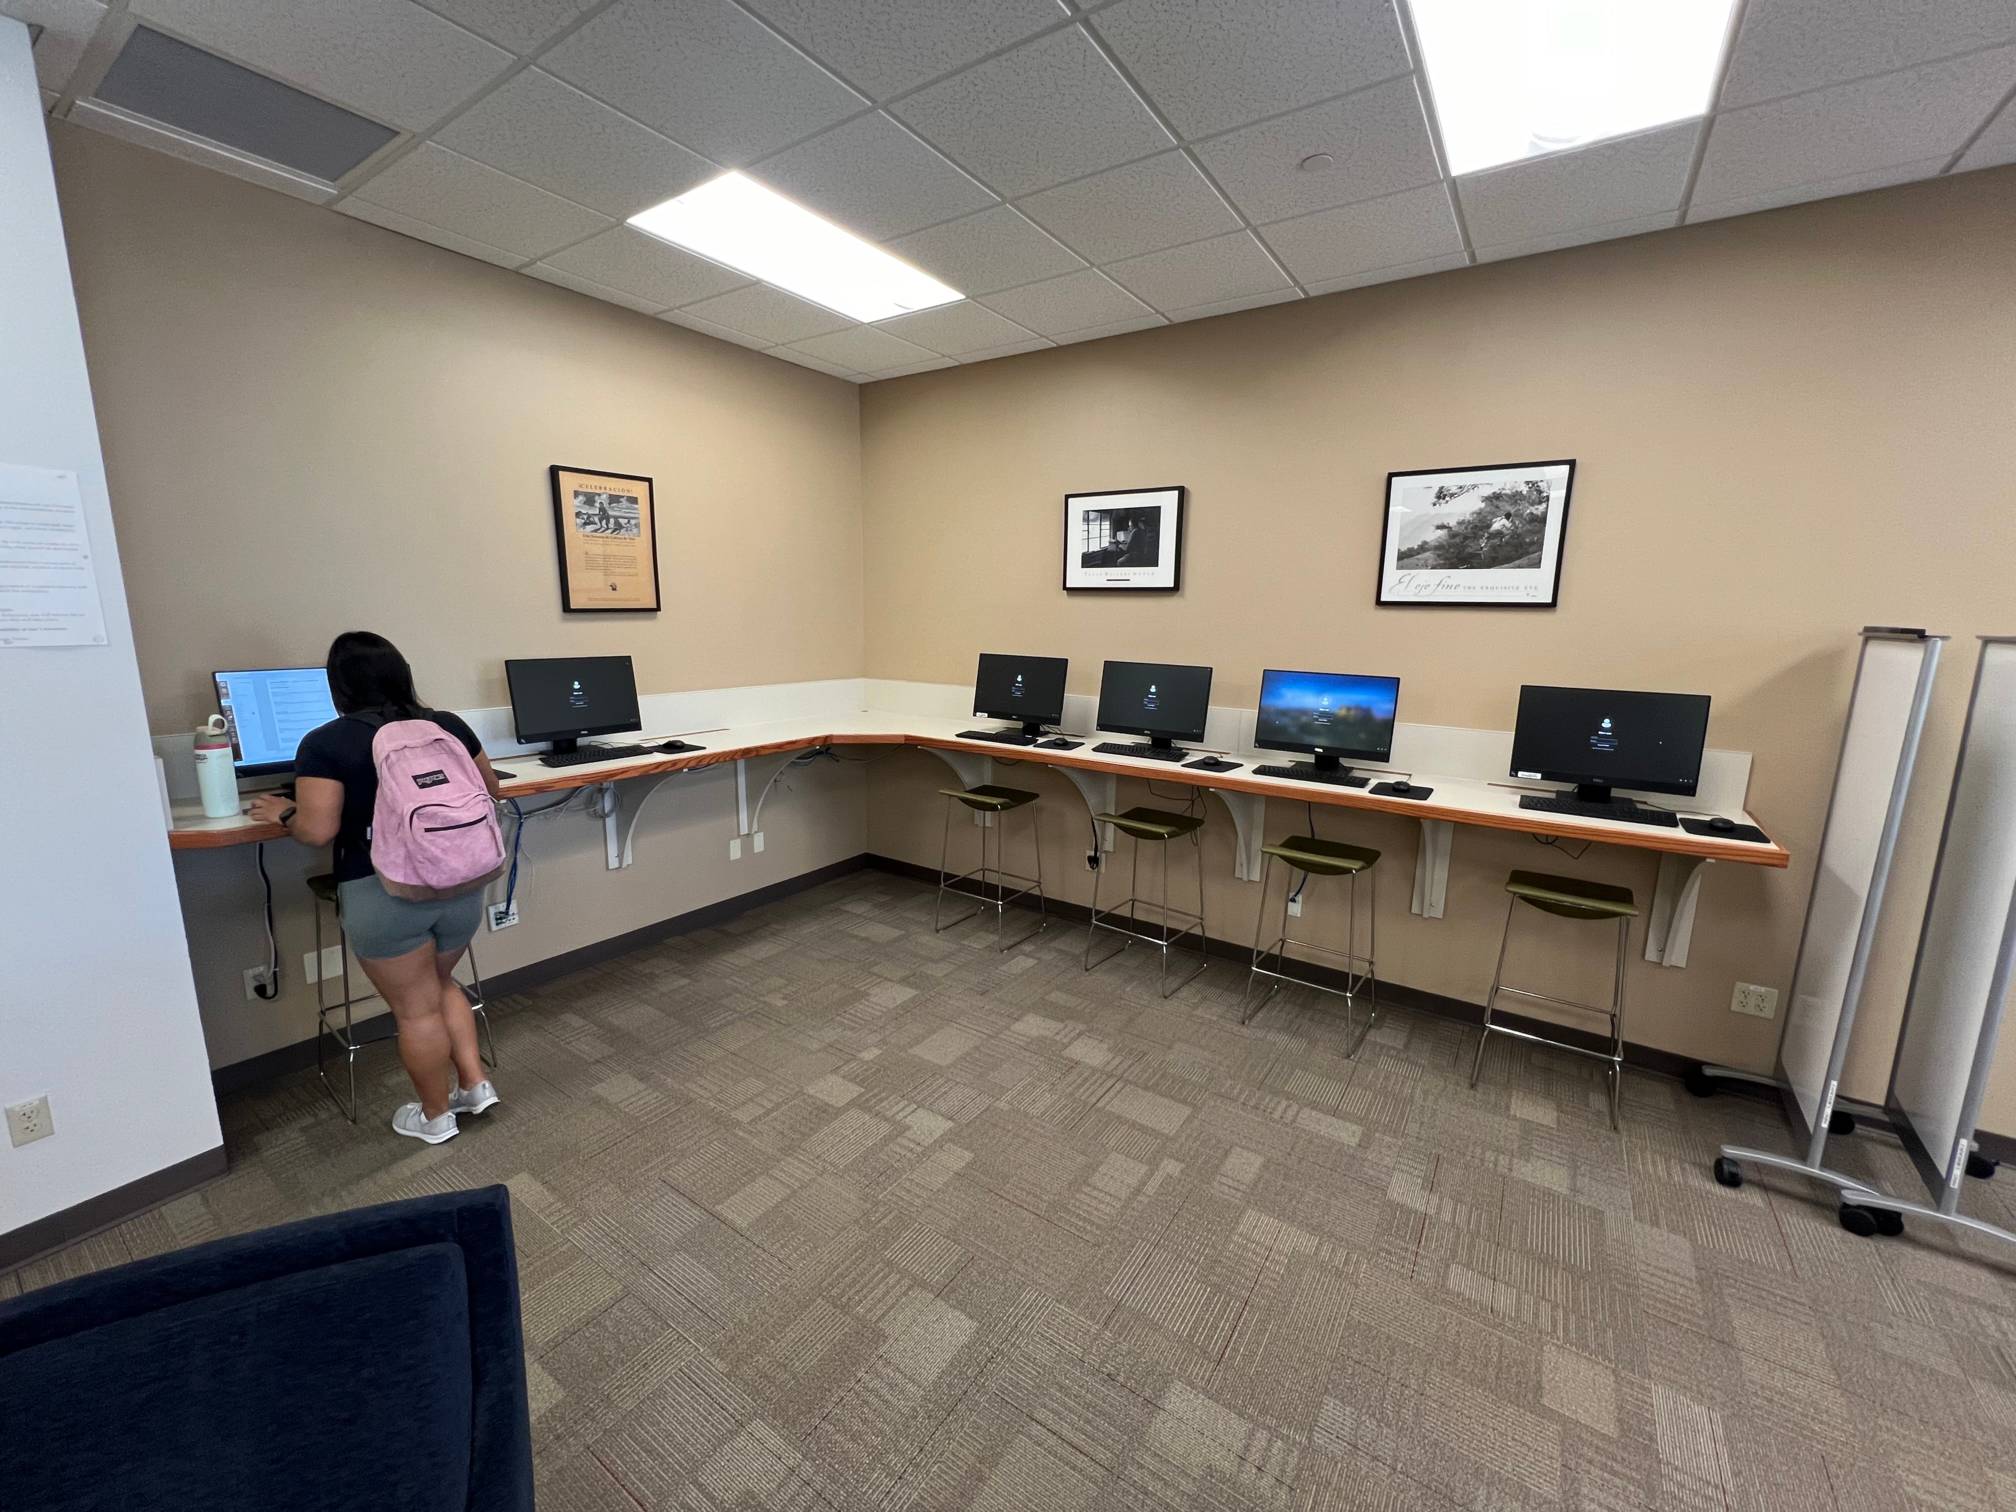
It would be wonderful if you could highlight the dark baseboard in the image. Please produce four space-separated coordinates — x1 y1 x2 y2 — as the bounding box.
0 1145 228 1276
209 853 873 1096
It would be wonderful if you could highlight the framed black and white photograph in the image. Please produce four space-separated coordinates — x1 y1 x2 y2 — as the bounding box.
1063 486 1185 592
1377 460 1575 608
550 464 661 612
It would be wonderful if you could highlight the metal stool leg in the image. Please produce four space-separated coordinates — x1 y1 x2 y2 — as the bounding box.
1470 895 1517 1088
934 795 978 934
1341 863 1377 1058
1240 853 1278 1024
463 942 496 1070
1608 914 1627 1130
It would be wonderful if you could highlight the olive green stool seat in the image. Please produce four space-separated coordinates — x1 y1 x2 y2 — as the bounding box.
1084 807 1209 998
1470 869 1638 1130
934 785 1048 950
1242 835 1382 1053
306 872 495 1124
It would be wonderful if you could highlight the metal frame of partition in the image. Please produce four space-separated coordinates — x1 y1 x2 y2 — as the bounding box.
1701 628 1943 1210
1840 637 2016 1249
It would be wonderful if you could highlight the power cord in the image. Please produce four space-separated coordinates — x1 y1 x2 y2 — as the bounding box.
252 843 280 1000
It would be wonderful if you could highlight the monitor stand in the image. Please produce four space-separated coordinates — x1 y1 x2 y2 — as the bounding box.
1144 735 1180 756
1017 719 1047 738
1283 751 1355 781
547 737 581 756
1573 782 1620 805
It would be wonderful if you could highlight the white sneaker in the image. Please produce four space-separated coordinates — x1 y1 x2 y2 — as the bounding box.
449 1079 500 1116
392 1103 459 1144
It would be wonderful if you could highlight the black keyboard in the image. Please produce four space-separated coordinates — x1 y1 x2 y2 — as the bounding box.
1093 741 1188 762
1519 793 1679 828
955 729 1038 746
538 743 653 768
1252 763 1369 787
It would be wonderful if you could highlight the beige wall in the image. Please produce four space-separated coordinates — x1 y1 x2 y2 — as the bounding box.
51 123 869 1069
859 166 2016 1128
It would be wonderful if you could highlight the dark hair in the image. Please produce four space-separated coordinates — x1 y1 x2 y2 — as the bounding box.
325 631 421 716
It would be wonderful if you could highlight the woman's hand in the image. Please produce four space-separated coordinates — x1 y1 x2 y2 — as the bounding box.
247 793 294 827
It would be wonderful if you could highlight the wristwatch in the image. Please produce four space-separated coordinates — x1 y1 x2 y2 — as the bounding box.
278 806 298 830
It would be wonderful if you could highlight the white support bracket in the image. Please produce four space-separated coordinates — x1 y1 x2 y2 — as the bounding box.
1214 790 1266 881
610 773 683 870
599 782 625 870
735 758 750 835
1645 853 1711 968
1059 767 1117 852
1412 819 1454 918
922 747 995 824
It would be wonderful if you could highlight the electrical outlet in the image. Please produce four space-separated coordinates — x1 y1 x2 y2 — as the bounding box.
487 900 519 932
1731 982 1779 1019
243 966 276 1000
729 837 743 861
301 945 344 984
6 1095 53 1148
752 831 765 854
1287 896 1304 918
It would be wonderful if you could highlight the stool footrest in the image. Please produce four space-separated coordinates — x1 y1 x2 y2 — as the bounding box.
1476 1019 1621 1067
1491 983 1619 1021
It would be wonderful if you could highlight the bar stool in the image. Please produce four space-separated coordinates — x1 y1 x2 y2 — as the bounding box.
1084 806 1209 998
309 873 496 1122
1241 834 1380 1055
934 785 1047 950
1469 869 1637 1129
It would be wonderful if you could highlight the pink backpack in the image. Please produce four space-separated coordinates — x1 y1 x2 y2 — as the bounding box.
359 711 506 901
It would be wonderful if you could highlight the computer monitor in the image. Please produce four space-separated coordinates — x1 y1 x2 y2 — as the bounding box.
212 665 340 776
972 653 1067 736
1510 685 1711 804
1254 669 1400 777
505 655 642 754
1096 660 1213 752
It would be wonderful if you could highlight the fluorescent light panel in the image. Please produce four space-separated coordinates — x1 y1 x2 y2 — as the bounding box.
629 172 962 323
1410 0 1738 175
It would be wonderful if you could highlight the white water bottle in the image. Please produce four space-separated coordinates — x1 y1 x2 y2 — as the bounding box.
194 714 240 819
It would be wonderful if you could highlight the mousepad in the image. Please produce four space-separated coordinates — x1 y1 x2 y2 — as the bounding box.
1680 817 1770 844
1040 739 1083 750
1371 781 1433 801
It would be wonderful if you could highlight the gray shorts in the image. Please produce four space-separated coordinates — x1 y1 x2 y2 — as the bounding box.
338 875 485 960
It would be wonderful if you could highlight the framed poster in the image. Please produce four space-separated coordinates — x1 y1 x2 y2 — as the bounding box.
550 465 661 613
1377 460 1574 608
1063 486 1185 592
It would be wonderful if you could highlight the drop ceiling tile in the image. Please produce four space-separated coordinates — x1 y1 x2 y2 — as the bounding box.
1458 122 1697 250
978 268 1155 335
1472 211 1677 264
787 324 938 373
1303 250 1468 296
3 0 107 93
524 262 664 314
546 226 749 308
435 70 716 220
1051 313 1168 343
676 283 854 344
1162 287 1300 322
1018 150 1238 263
129 0 510 132
1694 46 2016 206
741 0 1069 99
420 0 597 55
1104 230 1290 311
871 357 959 378
1194 76 1439 225
893 25 1173 196
1259 182 1462 285
1720 0 2016 109
769 347 863 379
1687 156 1950 223
658 309 776 351
338 197 523 269
885 204 1084 295
544 0 865 166
350 142 610 258
1959 93 2016 171
875 301 1040 355
752 112 995 240
1091 0 1411 139
960 337 1055 361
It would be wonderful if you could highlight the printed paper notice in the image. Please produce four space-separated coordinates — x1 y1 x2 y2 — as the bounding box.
0 464 108 648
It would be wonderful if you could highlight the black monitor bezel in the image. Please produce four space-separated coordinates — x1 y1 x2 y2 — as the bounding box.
505 655 643 745
1253 667 1401 764
1095 659 1214 744
972 652 1068 730
1509 684 1711 798
212 664 337 777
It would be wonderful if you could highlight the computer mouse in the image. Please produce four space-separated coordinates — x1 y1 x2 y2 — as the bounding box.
1708 816 1737 833
1389 781 1413 794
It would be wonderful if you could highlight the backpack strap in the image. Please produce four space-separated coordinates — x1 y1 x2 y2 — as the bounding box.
347 704 419 732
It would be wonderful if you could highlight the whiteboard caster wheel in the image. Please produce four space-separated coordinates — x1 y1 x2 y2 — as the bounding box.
1712 1156 1742 1189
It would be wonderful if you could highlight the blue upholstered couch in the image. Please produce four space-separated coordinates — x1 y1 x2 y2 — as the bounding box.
0 1184 533 1512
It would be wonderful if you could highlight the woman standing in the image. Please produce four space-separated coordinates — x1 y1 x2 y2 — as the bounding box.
249 631 504 1143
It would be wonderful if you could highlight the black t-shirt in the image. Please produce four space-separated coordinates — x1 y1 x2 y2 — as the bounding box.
295 709 483 883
